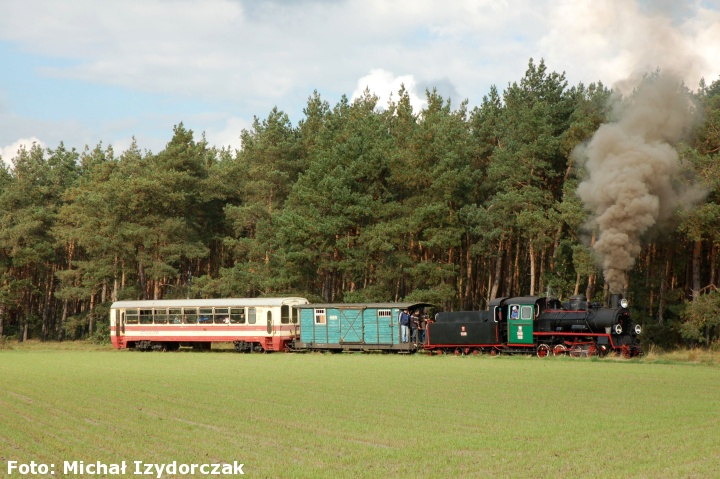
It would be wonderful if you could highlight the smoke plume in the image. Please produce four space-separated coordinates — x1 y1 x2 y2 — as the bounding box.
576 74 704 293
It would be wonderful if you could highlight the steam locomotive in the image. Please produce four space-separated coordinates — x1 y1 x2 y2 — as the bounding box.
425 294 642 357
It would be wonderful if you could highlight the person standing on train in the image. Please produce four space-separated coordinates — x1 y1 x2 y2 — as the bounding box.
419 309 428 343
399 308 410 343
410 310 420 344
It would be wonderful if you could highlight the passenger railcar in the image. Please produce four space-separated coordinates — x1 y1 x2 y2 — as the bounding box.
424 295 642 357
110 297 308 352
293 302 432 352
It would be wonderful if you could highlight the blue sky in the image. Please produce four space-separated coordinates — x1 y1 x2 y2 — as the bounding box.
1 0 719 164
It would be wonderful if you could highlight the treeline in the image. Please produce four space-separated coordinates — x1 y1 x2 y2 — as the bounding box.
1 60 719 347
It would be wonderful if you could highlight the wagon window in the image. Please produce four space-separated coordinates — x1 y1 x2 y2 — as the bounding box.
126 309 139 324
154 308 168 324
214 308 230 324
184 308 198 324
281 305 290 324
378 309 391 317
140 309 153 324
231 308 245 324
520 305 534 320
248 307 256 324
315 309 326 324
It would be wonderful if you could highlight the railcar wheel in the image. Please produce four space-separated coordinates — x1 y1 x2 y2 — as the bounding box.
536 344 550 358
553 344 567 357
569 347 583 358
454 348 462 356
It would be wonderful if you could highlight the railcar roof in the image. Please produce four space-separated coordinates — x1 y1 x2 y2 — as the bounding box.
111 297 309 309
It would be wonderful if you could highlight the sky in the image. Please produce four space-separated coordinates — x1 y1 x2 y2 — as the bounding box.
1 0 719 165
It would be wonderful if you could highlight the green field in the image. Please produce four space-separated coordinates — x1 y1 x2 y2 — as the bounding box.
1 345 719 478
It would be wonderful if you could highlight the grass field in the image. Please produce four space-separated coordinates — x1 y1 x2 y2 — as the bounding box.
1 343 719 478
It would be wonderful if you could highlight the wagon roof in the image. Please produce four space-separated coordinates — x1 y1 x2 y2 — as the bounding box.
296 302 433 310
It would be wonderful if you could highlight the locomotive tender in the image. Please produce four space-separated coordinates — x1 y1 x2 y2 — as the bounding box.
109 294 641 357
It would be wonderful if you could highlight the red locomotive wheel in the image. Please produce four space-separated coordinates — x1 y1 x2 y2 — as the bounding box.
553 344 567 357
536 344 550 358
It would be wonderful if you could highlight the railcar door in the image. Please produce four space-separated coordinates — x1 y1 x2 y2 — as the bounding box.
508 302 534 345
112 309 124 348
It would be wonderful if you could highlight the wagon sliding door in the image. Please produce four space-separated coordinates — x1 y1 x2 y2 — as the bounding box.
339 308 362 343
364 308 395 345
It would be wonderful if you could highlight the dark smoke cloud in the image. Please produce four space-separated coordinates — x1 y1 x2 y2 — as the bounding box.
576 73 704 293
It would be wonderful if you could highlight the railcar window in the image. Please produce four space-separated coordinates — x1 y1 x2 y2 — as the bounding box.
520 306 533 320
281 305 290 324
248 308 256 324
267 311 272 334
199 308 213 324
169 309 182 324
315 309 326 324
126 309 139 324
231 308 245 324
140 309 153 324
378 309 391 317
154 308 168 324
214 308 230 324
184 308 198 324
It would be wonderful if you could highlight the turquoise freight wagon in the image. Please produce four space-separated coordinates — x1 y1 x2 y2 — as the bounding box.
294 302 432 352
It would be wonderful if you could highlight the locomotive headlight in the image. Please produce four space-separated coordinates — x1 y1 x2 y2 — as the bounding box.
620 298 629 308
613 324 623 335
634 324 642 335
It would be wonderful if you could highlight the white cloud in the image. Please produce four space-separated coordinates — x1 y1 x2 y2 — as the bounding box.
351 69 426 113
4 0 716 107
204 116 251 152
0 0 719 153
540 0 720 91
0 0 542 107
1 137 45 167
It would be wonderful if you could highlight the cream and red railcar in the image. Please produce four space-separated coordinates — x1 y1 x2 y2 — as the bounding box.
110 297 308 352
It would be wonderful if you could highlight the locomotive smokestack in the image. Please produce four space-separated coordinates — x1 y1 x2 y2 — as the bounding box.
576 74 704 294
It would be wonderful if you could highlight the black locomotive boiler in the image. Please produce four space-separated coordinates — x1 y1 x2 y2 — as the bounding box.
424 295 642 357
